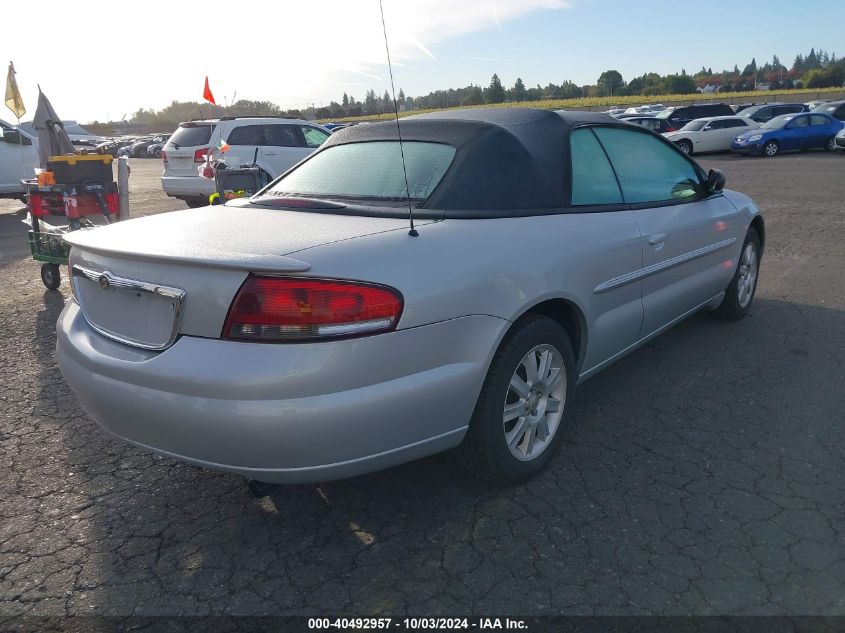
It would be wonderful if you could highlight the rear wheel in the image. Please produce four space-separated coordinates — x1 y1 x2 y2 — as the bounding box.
763 140 780 157
456 315 576 483
676 139 693 155
40 263 61 290
713 228 760 321
825 136 837 152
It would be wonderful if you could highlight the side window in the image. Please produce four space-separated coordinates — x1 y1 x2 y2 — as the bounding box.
724 119 745 129
569 128 623 206
791 116 810 128
810 114 829 126
833 105 845 121
263 124 302 147
226 125 263 146
593 127 701 204
707 120 725 130
300 126 330 148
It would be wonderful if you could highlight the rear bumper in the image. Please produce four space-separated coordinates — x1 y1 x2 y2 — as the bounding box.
160 174 215 199
56 301 508 483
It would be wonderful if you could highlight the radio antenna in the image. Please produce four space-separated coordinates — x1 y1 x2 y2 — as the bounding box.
379 0 418 237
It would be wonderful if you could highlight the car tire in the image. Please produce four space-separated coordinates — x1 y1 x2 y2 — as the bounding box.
825 136 837 152
40 263 61 290
676 139 693 155
713 228 761 321
183 198 208 208
456 315 576 483
762 140 780 157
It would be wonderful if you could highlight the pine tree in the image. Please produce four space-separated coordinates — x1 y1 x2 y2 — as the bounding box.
487 74 505 103
512 78 526 102
398 88 405 102
342 93 349 107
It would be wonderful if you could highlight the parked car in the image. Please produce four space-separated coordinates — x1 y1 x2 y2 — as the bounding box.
57 108 764 485
739 103 807 124
655 103 734 129
805 100 830 110
161 116 332 207
812 100 845 122
0 124 38 199
616 113 654 120
144 134 171 158
664 116 758 154
624 116 677 133
623 104 664 116
129 136 159 157
96 138 136 157
834 126 845 152
731 112 843 157
732 103 759 114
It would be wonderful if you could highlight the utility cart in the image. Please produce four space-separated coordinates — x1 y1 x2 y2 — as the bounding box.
209 164 269 205
25 154 118 289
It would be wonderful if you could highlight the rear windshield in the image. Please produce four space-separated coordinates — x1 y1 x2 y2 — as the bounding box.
261 141 456 202
169 124 214 148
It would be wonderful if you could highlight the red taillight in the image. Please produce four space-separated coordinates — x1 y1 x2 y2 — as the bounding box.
223 276 403 341
665 124 677 132
161 150 168 165
194 148 210 163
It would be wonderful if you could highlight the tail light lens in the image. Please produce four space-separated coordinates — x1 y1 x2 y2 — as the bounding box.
161 150 168 165
193 148 210 163
223 276 403 341
665 124 677 132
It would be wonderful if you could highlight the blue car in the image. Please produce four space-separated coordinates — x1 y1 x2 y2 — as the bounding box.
731 112 844 157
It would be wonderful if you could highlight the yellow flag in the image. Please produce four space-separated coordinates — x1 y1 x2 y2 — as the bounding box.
5 62 25 119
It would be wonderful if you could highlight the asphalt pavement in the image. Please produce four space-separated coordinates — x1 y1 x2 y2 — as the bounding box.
0 154 843 619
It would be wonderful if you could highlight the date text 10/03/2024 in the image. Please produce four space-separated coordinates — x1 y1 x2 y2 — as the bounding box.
307 618 528 630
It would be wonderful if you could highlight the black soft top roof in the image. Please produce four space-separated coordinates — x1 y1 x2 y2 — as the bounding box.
322 108 627 211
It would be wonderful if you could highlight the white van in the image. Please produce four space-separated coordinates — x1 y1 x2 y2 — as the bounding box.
0 120 38 200
160 116 331 207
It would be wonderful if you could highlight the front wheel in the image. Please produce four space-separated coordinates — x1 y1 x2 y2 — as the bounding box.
676 139 693 155
762 140 780 157
713 228 760 321
456 315 576 483
41 263 61 290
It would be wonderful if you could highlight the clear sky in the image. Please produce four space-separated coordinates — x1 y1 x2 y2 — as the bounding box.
3 0 844 124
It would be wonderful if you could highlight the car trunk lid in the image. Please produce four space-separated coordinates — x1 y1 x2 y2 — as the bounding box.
64 204 425 347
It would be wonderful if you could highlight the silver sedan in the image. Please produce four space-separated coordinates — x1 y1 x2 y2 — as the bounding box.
57 108 764 484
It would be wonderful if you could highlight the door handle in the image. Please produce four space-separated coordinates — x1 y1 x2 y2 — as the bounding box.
648 233 667 249
264 151 277 156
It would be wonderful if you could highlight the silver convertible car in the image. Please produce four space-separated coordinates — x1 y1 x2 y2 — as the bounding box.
57 108 764 484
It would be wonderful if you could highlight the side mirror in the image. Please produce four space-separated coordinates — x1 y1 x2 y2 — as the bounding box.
702 125 712 132
707 169 726 193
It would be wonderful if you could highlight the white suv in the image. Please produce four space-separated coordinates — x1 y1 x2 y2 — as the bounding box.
160 116 331 207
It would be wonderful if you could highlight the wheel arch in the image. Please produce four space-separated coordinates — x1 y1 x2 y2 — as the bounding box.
512 298 588 375
750 214 766 256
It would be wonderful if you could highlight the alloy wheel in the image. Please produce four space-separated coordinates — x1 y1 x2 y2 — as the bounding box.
503 344 566 461
764 142 778 157
737 242 758 308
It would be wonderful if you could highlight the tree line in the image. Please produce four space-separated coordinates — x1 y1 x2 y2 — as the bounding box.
84 46 844 133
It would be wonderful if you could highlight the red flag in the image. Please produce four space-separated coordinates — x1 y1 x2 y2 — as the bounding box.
203 76 216 105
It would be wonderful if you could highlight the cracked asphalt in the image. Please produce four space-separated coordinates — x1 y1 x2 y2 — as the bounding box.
0 154 843 619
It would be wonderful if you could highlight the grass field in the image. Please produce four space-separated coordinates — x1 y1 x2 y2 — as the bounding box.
320 86 845 123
